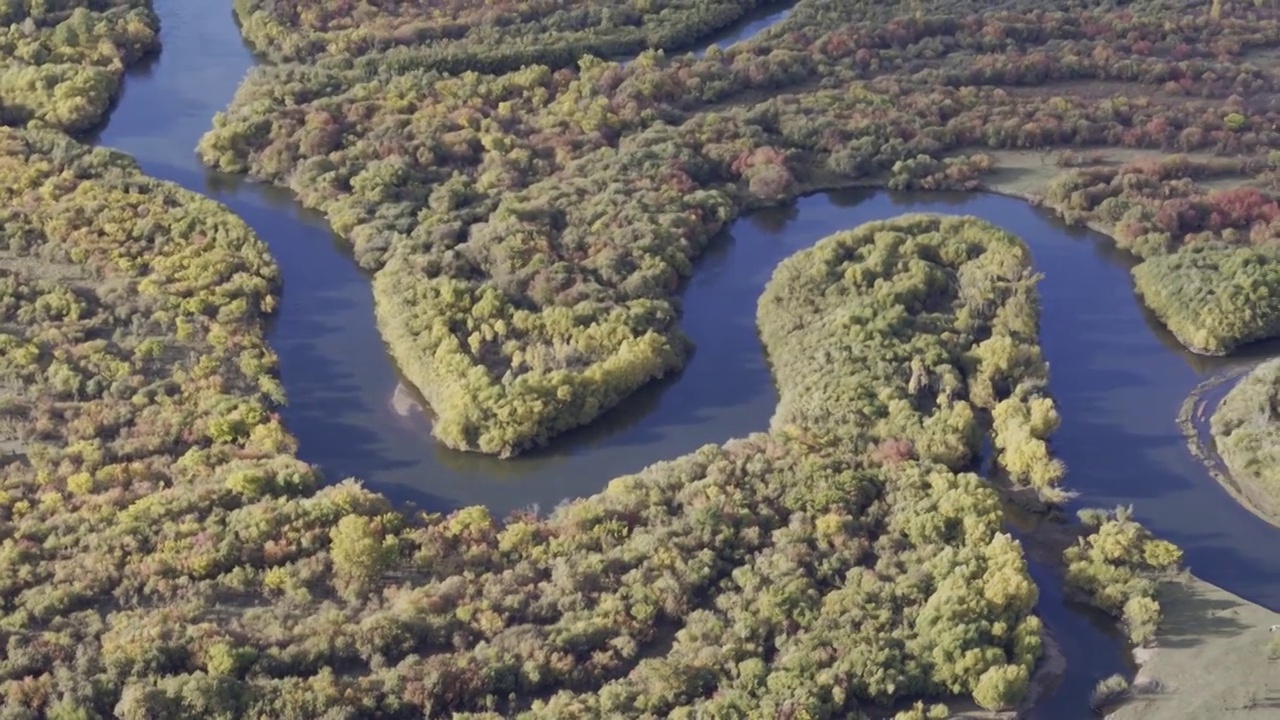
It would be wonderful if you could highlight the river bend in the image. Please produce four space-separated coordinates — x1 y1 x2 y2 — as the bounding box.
86 2 1280 718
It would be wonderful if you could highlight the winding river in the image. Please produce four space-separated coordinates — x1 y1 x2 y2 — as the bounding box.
87 1 1280 717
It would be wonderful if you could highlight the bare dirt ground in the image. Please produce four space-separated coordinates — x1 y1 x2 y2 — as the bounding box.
1107 576 1280 719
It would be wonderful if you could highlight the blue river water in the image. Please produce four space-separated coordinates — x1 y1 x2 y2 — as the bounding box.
85 2 1280 717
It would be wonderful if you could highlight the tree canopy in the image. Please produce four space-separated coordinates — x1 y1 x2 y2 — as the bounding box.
2 186 1073 716
0 0 1207 713
233 0 775 69
202 0 1280 453
0 0 157 131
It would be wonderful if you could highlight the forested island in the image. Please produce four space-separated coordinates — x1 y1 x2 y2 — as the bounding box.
203 0 1280 455
4 0 1279 716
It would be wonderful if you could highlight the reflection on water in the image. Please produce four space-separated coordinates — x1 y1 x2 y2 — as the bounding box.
607 1 792 63
92 0 805 513
82 0 1280 717
693 2 794 56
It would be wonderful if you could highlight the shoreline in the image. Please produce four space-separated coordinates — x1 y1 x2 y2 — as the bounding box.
16 1 1277 717
1178 366 1280 530
1106 575 1279 720
981 159 1280 718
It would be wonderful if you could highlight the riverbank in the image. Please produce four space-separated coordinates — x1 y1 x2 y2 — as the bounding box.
1202 358 1280 527
24 0 1280 716
0 0 158 131
1108 576 1280 720
984 148 1280 719
1177 367 1280 526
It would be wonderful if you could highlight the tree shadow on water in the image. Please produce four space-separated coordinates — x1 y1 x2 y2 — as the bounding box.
268 279 456 512
157 163 460 513
745 203 800 234
77 50 162 147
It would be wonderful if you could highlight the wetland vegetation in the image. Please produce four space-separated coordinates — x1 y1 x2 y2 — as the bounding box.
202 0 1280 455
1209 357 1280 524
0 164 1115 715
6 0 1280 716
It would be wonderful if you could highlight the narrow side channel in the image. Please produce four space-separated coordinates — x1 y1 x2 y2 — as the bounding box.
89 0 803 513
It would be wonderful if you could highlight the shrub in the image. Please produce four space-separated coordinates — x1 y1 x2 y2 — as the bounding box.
1090 674 1132 713
1064 507 1183 646
1133 246 1280 355
972 663 1031 711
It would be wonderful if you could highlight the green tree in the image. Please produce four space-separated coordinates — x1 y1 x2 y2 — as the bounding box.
972 663 1030 711
330 514 396 595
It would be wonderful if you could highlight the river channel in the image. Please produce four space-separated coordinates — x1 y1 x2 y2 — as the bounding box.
86 1 1280 717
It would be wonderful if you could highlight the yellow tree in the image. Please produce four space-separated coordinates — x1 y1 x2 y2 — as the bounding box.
329 514 396 597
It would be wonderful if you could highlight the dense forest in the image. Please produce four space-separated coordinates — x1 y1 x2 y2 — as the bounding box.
1209 357 1280 522
1043 156 1280 354
0 126 305 717
0 0 1203 716
4 177 1138 716
0 0 158 131
233 0 777 69
201 0 1280 455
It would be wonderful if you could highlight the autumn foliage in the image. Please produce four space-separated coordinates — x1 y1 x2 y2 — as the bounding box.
232 0 775 68
203 0 1280 452
2 155 1060 717
0 0 158 131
